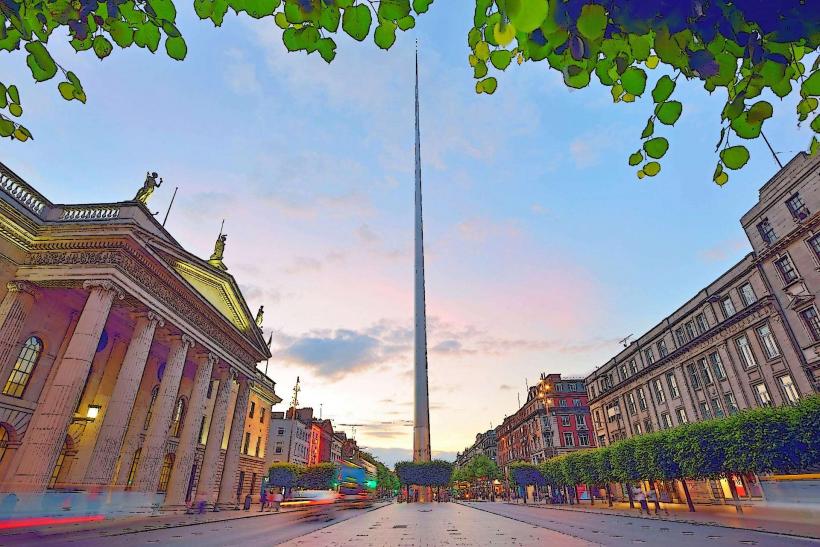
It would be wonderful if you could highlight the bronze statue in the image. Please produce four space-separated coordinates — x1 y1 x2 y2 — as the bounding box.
208 233 228 270
134 172 162 204
255 305 264 327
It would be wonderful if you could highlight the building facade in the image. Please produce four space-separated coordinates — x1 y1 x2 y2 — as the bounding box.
586 153 820 503
234 373 281 504
456 429 497 467
268 407 312 465
495 373 594 479
0 163 275 511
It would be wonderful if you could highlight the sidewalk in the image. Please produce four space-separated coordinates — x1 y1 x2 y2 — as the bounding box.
503 498 820 539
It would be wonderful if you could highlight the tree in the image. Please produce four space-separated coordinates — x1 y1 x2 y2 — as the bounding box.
268 462 302 488
3 0 817 184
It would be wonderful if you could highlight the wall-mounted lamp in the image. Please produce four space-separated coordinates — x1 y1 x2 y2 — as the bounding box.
86 404 101 421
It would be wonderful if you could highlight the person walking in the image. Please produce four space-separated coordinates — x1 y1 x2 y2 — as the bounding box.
260 489 268 512
633 486 650 515
273 489 283 512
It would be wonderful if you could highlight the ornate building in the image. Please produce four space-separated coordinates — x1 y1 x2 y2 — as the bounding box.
0 163 277 511
455 429 497 467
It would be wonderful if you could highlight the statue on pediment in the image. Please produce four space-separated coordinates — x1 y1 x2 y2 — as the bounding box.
134 172 162 204
208 233 228 270
255 305 264 327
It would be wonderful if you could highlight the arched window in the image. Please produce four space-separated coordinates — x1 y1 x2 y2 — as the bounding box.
126 448 141 489
158 453 175 493
3 336 43 398
0 425 8 464
143 385 160 430
170 397 186 437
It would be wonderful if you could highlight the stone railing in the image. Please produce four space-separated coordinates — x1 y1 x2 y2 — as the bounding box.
0 164 50 215
59 205 120 222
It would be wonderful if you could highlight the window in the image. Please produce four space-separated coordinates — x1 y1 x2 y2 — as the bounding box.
699 400 712 419
696 313 708 334
277 427 285 435
778 375 800 404
644 348 655 365
755 324 780 359
2 336 43 398
571 398 579 407
786 193 810 220
666 373 680 399
594 410 602 427
578 432 590 446
675 328 686 346
243 432 251 454
652 379 666 403
626 393 637 414
559 398 567 407
598 434 607 447
170 397 185 437
686 363 701 389
697 358 714 385
800 307 820 341
576 414 586 428
724 393 739 415
757 218 776 244
260 408 265 424
754 383 772 406
708 351 727 381
644 419 653 433
561 415 571 426
775 254 799 284
637 388 647 411
629 359 638 375
255 436 262 457
710 397 725 418
634 422 643 435
661 413 673 429
619 364 628 381
721 297 736 319
675 408 688 425
657 339 668 358
809 234 820 261
563 432 574 446
198 416 207 444
275 442 283 454
144 385 160 430
736 335 757 368
127 448 141 488
685 321 697 341
738 283 756 307
158 453 174 493
249 401 255 419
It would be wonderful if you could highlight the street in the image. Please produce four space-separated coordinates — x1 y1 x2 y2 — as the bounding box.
2 501 818 546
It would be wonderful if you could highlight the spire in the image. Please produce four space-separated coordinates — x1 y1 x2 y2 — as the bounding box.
413 42 432 467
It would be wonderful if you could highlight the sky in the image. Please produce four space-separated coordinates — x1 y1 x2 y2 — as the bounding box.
1 3 814 467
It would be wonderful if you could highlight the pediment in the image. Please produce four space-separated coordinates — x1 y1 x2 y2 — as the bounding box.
787 293 815 310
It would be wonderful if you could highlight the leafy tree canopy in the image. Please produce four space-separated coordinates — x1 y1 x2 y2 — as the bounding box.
2 0 818 184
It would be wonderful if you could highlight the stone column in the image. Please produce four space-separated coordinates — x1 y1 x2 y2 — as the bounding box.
83 311 164 487
163 352 217 508
7 280 122 492
194 367 234 507
0 281 36 385
217 375 251 508
132 334 193 493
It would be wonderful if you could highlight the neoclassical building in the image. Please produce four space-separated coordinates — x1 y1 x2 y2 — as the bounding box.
0 162 277 510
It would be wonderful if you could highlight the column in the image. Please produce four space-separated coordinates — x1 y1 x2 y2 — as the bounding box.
83 311 164 487
7 280 122 492
195 367 234 507
163 352 217 508
0 281 36 384
132 334 193 493
217 375 251 508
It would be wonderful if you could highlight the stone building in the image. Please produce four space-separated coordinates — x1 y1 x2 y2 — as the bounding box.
456 429 497 467
495 373 594 480
269 407 312 465
586 153 819 503
234 375 281 504
0 163 277 510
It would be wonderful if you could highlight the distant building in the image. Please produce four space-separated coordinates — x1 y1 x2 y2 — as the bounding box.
456 429 497 467
495 373 594 479
268 407 312 465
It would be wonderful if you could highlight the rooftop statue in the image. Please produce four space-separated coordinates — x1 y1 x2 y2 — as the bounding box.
255 305 264 327
134 171 162 204
208 233 228 271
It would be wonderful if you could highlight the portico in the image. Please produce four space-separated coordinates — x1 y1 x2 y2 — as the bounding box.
0 163 275 509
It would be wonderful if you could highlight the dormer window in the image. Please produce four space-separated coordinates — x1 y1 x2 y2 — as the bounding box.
757 218 776 245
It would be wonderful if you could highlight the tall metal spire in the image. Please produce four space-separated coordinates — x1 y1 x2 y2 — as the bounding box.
413 43 432 467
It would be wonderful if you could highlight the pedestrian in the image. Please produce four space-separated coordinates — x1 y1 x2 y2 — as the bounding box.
260 489 268 512
647 488 661 515
633 486 649 515
273 490 283 512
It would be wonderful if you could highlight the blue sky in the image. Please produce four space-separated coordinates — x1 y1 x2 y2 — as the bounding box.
1 2 813 465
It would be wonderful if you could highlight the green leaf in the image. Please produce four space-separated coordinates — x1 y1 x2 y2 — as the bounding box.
316 37 337 62
621 67 647 96
656 101 682 125
468 28 481 49
628 151 643 166
475 41 489 61
0 118 14 137
8 103 22 117
490 50 512 70
797 98 818 122
374 21 397 49
342 4 372 42
397 15 415 30
109 20 135 47
93 36 113 59
810 136 819 157
58 82 75 101
25 42 57 82
747 101 773 124
722 94 745 121
640 118 654 138
811 113 820 133
412 0 433 14
651 75 675 103
274 12 289 28
246 0 281 19
576 3 607 41
803 71 820 96
13 126 31 142
730 112 762 139
135 24 161 52
148 0 177 21
643 161 661 176
714 163 729 185
643 137 669 159
476 77 497 94
7 86 19 105
720 145 750 170
378 0 410 20
165 36 187 60
507 0 548 33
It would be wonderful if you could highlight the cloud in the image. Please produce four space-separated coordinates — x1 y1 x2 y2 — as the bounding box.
455 217 522 243
499 384 514 391
699 237 749 263
224 48 262 96
367 447 458 468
